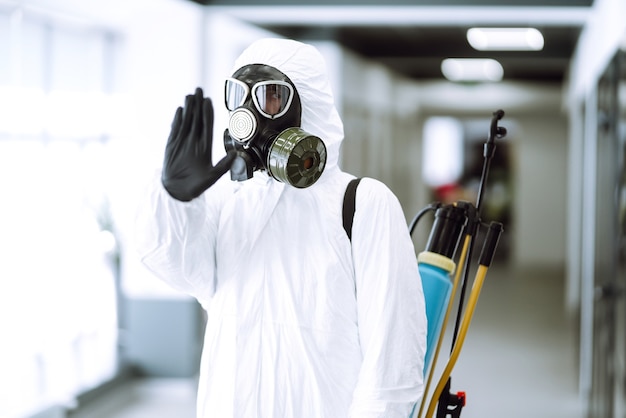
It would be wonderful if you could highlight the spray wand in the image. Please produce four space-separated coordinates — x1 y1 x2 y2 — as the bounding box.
411 110 507 418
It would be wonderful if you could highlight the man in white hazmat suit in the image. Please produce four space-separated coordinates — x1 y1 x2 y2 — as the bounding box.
136 38 427 417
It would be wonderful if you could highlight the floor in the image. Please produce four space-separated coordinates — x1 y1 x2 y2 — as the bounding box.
66 378 198 418
67 264 584 418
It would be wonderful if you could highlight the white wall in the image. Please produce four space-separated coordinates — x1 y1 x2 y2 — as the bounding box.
511 114 568 268
564 0 626 402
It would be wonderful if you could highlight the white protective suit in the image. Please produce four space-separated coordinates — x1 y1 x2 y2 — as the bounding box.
137 38 427 418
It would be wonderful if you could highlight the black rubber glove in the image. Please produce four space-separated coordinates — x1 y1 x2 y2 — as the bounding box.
161 87 236 202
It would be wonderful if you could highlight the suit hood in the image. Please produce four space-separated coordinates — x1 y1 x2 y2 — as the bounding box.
231 38 344 176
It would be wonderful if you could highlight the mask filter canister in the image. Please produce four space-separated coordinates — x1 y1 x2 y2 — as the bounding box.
267 127 326 188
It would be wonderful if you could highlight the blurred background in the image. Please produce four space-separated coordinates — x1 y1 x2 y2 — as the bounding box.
0 0 624 417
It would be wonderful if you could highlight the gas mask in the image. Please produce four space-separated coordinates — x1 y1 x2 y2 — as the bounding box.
223 64 327 188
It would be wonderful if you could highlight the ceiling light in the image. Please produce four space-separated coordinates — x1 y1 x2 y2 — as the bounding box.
467 28 544 51
441 58 504 82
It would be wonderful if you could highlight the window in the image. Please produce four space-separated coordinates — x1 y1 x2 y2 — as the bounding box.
0 8 120 416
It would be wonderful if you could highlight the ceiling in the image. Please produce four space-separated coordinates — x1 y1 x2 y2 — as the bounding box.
193 0 594 83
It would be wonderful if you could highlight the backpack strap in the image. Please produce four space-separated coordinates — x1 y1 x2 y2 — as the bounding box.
342 178 362 242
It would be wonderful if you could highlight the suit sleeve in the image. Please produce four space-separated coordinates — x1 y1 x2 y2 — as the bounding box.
135 171 231 306
348 178 427 418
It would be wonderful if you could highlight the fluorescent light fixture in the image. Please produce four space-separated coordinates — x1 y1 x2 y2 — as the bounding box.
441 58 504 82
467 27 544 51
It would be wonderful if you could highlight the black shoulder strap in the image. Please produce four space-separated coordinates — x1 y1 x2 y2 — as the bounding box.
342 178 362 242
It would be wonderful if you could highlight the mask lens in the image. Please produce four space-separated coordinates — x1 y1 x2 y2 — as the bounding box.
225 78 249 111
253 81 293 118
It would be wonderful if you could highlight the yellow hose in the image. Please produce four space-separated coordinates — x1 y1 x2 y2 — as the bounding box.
417 235 471 418
424 264 489 418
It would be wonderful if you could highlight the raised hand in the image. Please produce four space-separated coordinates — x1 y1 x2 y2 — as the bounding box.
161 87 236 201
